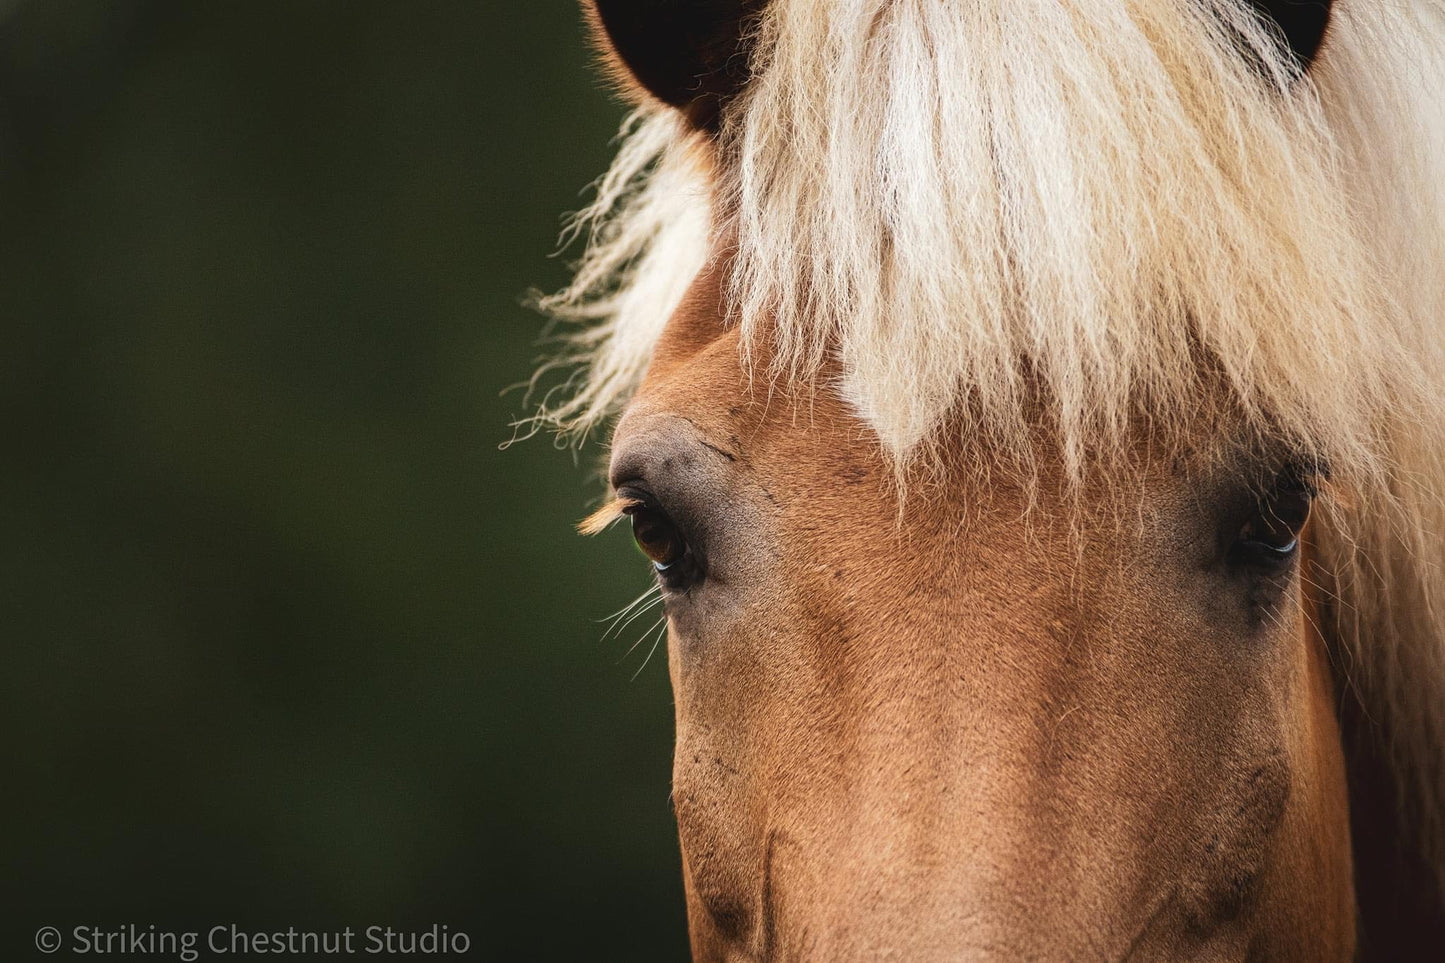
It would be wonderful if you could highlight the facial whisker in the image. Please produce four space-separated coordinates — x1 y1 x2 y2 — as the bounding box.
597 585 658 624
606 592 664 645
599 584 662 642
631 617 670 681
622 616 667 664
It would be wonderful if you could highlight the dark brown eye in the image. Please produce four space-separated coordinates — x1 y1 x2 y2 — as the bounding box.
627 505 687 572
1234 472 1315 561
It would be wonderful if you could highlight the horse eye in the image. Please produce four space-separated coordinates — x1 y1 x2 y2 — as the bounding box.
627 505 688 572
1234 474 1315 561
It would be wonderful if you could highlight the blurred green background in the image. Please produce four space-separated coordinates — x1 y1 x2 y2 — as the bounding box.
0 2 687 959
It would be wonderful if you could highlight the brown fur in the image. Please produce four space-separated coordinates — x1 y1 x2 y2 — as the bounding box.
552 0 1445 955
600 266 1358 960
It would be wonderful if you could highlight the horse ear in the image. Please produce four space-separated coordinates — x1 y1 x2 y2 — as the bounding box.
1244 0 1333 69
584 0 760 132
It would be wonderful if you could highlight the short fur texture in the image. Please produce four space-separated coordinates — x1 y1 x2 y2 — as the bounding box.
534 0 1445 930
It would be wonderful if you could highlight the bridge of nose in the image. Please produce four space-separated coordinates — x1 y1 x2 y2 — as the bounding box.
748 676 1176 959
626 275 1315 962
677 617 1187 955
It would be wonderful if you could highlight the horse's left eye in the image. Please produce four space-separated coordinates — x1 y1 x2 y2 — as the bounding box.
629 506 686 571
1232 472 1315 564
619 495 700 590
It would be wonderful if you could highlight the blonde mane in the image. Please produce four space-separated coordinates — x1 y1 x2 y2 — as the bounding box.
534 0 1445 898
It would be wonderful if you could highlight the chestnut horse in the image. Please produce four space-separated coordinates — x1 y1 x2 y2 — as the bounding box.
533 0 1445 958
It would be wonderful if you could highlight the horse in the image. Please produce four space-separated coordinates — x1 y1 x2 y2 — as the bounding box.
533 0 1445 957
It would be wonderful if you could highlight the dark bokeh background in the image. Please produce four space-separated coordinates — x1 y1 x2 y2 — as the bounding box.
1 2 687 959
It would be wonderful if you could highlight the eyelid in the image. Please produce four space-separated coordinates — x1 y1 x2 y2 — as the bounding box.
1278 476 1319 499
614 485 655 512
1279 458 1328 496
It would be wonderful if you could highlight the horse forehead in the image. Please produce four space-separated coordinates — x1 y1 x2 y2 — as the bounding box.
641 259 736 384
630 318 1194 536
634 324 865 466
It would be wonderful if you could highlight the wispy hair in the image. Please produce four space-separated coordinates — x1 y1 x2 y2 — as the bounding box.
532 0 1445 904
